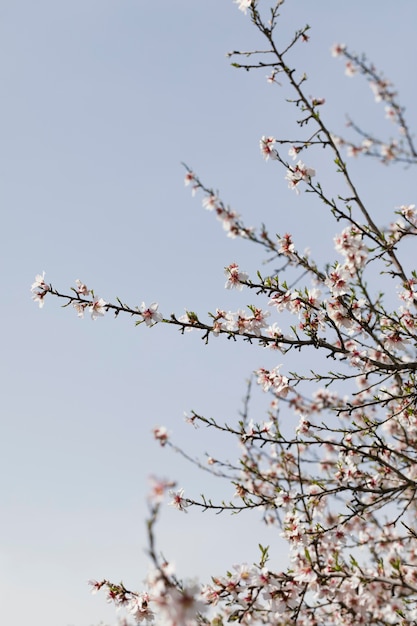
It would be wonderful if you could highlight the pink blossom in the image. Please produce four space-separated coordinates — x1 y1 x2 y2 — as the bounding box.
202 194 217 211
260 136 278 161
89 297 107 320
32 290 47 308
334 226 368 270
140 302 163 326
224 263 249 290
325 262 351 296
362 138 373 151
382 332 410 352
75 279 90 296
278 233 295 257
311 96 325 106
344 61 357 77
31 271 48 293
255 366 291 397
31 272 50 307
330 43 346 57
184 171 195 186
275 490 294 508
152 426 168 446
148 475 176 504
226 309 252 334
266 70 279 84
265 323 284 351
247 307 270 336
268 290 292 312
234 0 252 14
380 141 397 161
219 208 247 239
87 579 105 594
177 310 198 331
285 160 315 193
347 144 363 158
370 78 392 102
73 301 88 318
400 204 417 225
211 308 227 336
306 288 321 307
288 145 302 160
168 487 189 512
385 105 396 121
128 593 154 624
326 300 353 330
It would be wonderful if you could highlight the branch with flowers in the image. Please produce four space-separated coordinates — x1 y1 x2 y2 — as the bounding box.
33 1 417 624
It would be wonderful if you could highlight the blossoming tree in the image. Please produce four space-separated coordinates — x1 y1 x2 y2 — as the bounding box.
32 1 417 624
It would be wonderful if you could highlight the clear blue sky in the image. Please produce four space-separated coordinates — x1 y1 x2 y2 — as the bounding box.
2 2 417 625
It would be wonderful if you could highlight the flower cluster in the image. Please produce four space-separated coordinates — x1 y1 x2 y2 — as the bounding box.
184 169 255 239
259 135 278 161
88 566 206 626
285 160 316 193
31 271 49 308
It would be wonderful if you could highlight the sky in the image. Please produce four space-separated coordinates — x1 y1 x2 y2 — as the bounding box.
2 2 417 625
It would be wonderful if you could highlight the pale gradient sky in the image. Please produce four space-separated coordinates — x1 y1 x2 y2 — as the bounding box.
2 2 417 625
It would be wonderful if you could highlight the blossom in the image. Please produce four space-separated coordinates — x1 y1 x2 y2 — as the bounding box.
32 290 47 308
224 263 249 290
306 288 322 307
184 170 195 186
153 426 168 446
226 309 252 334
325 262 351 296
331 43 346 57
311 96 325 107
385 105 396 121
178 310 199 330
75 279 90 296
140 302 163 326
157 584 206 625
202 194 218 211
268 290 292 312
265 323 284 351
148 475 175 504
381 141 397 162
73 301 88 318
168 487 189 512
260 136 278 161
382 331 410 352
211 309 227 336
326 299 354 330
87 579 105 594
31 271 48 293
89 297 107 320
278 233 295 257
219 208 247 239
247 307 270 336
344 61 357 77
255 366 291 397
234 0 252 14
399 204 417 225
266 70 279 84
346 144 363 158
285 160 315 193
288 145 302 160
128 593 154 623
334 226 368 270
370 78 392 102
31 271 50 307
